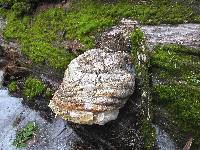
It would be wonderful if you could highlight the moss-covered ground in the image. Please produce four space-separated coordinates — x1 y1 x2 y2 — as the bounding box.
23 76 46 100
151 44 200 148
0 0 200 70
8 80 17 92
1 0 200 149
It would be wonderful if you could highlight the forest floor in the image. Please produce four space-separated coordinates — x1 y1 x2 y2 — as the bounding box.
0 0 200 149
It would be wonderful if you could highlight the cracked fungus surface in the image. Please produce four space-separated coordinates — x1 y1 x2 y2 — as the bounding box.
49 48 135 125
49 19 137 125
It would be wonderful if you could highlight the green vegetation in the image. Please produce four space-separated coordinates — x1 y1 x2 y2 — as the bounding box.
3 11 76 69
0 0 199 148
45 87 53 98
0 8 7 17
8 81 17 92
194 16 200 22
0 0 199 70
11 1 30 17
151 44 200 148
151 44 200 85
0 0 59 16
140 119 156 150
13 121 37 148
23 76 45 100
131 28 156 149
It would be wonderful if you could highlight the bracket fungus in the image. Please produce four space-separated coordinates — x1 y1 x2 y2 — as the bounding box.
49 19 137 125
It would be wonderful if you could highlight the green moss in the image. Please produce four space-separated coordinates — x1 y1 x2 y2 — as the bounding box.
131 28 145 57
131 28 156 149
8 81 17 92
194 15 200 23
23 76 45 100
151 44 200 148
153 84 200 146
151 49 199 73
152 44 200 60
0 0 55 16
11 2 30 17
140 119 156 150
3 10 76 69
13 121 37 148
0 8 8 17
131 28 151 75
1 0 199 70
151 45 200 85
45 87 53 99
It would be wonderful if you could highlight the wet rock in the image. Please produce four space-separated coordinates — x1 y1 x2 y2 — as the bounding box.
49 19 137 125
155 125 177 150
1 67 143 150
0 89 78 150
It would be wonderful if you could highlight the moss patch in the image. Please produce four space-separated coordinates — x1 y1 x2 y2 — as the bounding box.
23 76 45 100
151 44 200 148
8 81 17 92
13 121 37 148
0 8 7 17
1 0 200 70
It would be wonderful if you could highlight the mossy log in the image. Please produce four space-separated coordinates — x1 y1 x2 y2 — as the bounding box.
131 28 156 150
